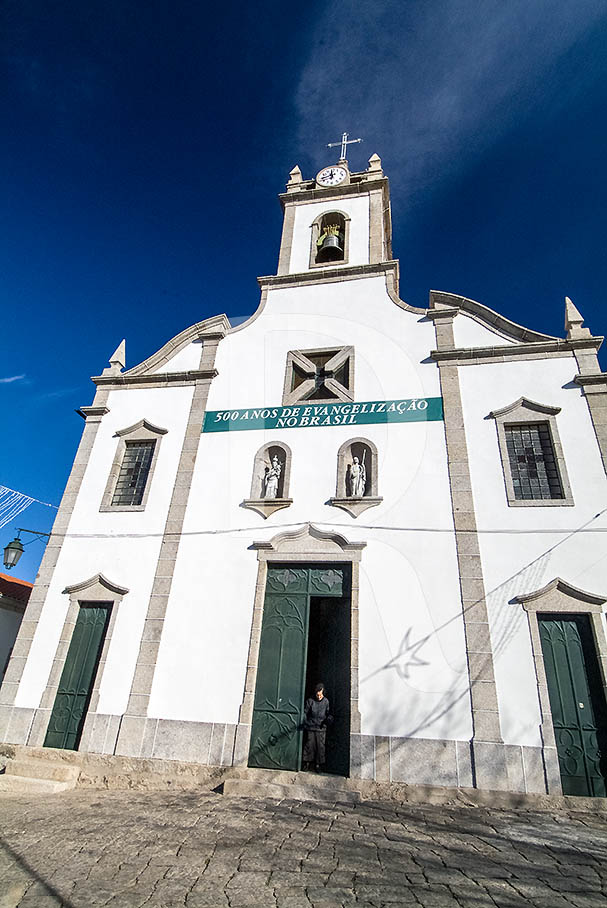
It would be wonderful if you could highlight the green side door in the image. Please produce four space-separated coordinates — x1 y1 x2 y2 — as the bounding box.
44 604 112 751
248 565 347 772
539 614 607 797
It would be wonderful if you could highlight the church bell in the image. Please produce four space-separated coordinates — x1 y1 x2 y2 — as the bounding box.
317 232 344 262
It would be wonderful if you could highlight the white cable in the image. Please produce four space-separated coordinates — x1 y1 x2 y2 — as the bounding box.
0 487 35 531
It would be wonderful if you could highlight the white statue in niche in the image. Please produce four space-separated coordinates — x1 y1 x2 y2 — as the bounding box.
350 454 366 497
263 454 282 499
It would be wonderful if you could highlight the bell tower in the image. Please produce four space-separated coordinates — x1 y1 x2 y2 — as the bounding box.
276 151 393 277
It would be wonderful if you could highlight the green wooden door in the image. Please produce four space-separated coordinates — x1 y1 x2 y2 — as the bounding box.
44 604 112 751
539 614 607 797
248 565 348 772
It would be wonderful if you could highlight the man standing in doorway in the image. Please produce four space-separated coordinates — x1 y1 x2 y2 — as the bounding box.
303 683 332 772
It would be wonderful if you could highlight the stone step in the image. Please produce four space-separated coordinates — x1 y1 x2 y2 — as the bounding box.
223 777 360 804
4 758 80 783
0 775 75 794
233 767 351 788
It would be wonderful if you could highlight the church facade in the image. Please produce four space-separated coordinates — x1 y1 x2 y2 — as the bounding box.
2 154 607 797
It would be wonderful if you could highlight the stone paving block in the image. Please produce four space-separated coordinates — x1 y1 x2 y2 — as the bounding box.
1 790 607 908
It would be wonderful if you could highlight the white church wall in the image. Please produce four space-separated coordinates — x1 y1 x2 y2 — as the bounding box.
70 386 194 535
15 535 161 715
288 196 371 274
150 339 202 373
459 356 607 747
358 539 472 741
148 535 259 723
148 277 471 742
14 385 194 713
453 313 517 348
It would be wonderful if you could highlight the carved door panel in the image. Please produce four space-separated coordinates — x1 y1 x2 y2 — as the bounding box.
249 565 348 772
249 568 310 770
44 604 112 751
539 614 607 797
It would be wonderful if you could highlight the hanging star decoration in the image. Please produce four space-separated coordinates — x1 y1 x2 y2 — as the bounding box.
386 629 429 679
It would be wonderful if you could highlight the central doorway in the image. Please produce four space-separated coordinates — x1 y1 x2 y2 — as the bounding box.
248 563 351 775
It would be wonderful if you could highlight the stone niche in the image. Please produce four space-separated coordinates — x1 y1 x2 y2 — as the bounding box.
329 437 382 518
242 441 293 518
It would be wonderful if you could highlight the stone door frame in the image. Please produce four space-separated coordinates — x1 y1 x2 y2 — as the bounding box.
514 577 607 794
233 523 365 770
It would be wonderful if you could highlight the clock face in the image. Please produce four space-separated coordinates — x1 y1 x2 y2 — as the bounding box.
317 166 347 187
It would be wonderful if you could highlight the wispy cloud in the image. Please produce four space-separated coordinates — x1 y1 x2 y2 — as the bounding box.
36 386 80 401
0 374 26 384
295 0 605 195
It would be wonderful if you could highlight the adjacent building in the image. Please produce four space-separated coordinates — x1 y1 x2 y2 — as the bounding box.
0 573 32 683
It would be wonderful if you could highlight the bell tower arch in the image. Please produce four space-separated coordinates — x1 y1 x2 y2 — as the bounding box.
276 153 392 276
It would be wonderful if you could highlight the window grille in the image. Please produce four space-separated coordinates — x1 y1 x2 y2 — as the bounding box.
505 424 564 500
110 441 156 507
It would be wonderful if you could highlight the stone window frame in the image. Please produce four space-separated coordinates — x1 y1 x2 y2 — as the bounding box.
100 418 168 512
242 440 293 519
282 346 355 407
309 210 351 269
233 524 366 774
28 573 129 748
513 577 607 795
488 397 574 507
329 437 383 518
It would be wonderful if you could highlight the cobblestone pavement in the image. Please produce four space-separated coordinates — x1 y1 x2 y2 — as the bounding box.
1 790 607 908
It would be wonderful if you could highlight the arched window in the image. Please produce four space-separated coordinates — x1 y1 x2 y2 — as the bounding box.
330 438 383 517
310 211 350 268
242 441 293 518
100 419 168 512
488 397 573 507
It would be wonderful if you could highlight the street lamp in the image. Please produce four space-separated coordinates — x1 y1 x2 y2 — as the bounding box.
3 528 50 571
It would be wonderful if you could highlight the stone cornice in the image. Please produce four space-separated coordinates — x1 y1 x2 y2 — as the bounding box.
425 308 459 321
63 572 129 597
123 314 230 377
514 577 606 608
575 373 607 387
429 290 561 344
258 260 400 291
76 405 110 421
431 336 602 365
278 175 389 209
92 369 218 388
488 397 561 419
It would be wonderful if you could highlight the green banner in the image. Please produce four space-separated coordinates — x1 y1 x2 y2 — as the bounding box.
202 397 443 433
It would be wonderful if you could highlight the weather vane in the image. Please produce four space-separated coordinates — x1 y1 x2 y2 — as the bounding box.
327 132 363 161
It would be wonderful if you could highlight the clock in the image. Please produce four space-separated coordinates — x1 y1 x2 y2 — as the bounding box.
316 166 348 187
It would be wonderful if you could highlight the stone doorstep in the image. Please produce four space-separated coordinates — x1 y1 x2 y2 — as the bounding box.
0 775 75 794
223 778 360 804
1 745 606 812
5 757 81 783
223 768 361 803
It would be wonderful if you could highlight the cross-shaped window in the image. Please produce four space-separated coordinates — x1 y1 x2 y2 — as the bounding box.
283 347 354 405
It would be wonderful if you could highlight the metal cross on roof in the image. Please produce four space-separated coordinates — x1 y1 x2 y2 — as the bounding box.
327 132 363 161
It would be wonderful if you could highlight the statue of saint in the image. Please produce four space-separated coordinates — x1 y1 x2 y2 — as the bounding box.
263 454 282 499
350 455 366 497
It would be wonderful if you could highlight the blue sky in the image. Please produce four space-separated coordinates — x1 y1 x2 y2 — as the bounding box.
2 0 606 581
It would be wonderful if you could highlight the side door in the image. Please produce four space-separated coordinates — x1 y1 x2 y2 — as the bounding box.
44 604 112 751
539 614 607 797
